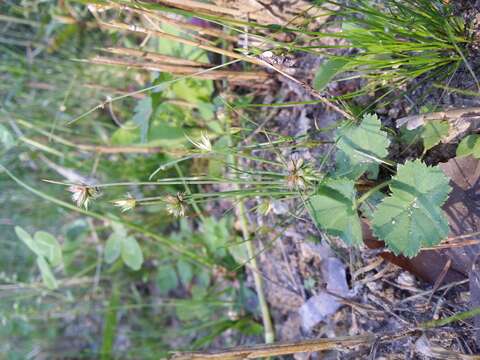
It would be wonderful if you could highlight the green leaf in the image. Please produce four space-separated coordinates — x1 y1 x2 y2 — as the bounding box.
121 236 143 271
34 231 63 267
36 256 58 290
15 226 41 255
457 134 480 158
104 233 121 264
421 121 449 152
156 265 179 294
201 217 230 258
308 178 362 246
372 160 451 257
111 221 127 237
335 113 390 179
313 58 350 91
176 259 193 286
335 149 378 180
227 237 249 265
0 124 14 150
132 97 153 143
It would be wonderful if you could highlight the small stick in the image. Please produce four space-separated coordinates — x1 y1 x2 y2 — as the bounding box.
396 107 480 130
169 333 379 359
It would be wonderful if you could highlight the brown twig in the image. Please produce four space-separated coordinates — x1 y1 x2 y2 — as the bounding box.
169 333 381 360
396 107 480 130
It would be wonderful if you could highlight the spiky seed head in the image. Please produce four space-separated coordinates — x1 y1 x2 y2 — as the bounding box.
68 185 101 209
165 192 186 217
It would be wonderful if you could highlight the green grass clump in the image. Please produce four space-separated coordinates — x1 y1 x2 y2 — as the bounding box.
312 0 474 96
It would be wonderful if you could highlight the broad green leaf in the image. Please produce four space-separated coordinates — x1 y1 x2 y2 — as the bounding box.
421 121 449 152
36 256 58 290
372 160 451 257
308 178 362 246
457 134 480 158
111 221 127 237
335 113 390 179
0 124 14 150
148 122 185 146
313 58 350 91
121 236 143 271
176 259 193 286
335 149 378 180
15 226 40 255
132 97 153 143
156 265 179 294
110 121 139 145
201 217 230 258
104 233 121 264
227 237 249 265
34 231 63 267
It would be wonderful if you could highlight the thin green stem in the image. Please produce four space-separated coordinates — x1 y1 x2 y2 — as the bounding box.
174 164 205 222
356 180 392 207
225 113 275 345
2 165 213 268
420 306 480 329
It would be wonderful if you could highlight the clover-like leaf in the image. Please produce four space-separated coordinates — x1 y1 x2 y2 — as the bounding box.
15 226 41 255
132 97 153 143
34 231 63 267
308 178 362 246
0 124 14 150
36 256 58 290
104 233 122 264
372 160 452 257
335 113 390 179
121 236 144 271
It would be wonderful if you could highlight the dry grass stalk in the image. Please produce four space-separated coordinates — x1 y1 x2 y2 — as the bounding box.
151 0 242 17
152 0 328 27
169 333 383 359
215 0 329 26
101 47 207 67
89 55 269 81
97 20 265 66
121 5 237 41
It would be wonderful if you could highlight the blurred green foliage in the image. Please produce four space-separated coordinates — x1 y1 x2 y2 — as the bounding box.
0 1 261 358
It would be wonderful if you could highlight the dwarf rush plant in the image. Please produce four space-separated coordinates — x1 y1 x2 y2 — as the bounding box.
312 0 475 97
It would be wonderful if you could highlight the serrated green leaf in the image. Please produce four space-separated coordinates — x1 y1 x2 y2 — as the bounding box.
335 149 378 180
34 231 63 267
132 97 153 143
372 160 451 257
313 58 350 91
36 256 58 290
421 121 449 152
104 233 121 264
121 236 143 271
308 178 362 246
457 134 480 158
336 113 390 179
